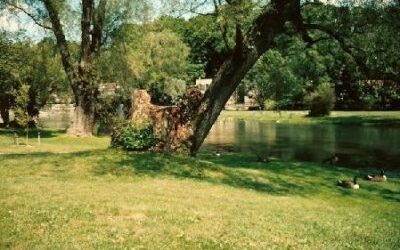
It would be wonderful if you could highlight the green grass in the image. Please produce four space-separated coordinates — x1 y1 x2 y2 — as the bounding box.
221 110 400 126
0 129 109 154
1 130 399 249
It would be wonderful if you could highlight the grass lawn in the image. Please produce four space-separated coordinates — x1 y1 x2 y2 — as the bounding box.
0 129 399 249
220 110 400 126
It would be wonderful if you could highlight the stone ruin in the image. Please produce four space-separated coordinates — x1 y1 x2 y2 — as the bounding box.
130 88 203 151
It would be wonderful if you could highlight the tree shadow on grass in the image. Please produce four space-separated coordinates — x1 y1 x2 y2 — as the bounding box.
358 181 400 203
88 150 362 197
0 128 63 139
2 148 398 201
0 150 95 159
92 149 400 201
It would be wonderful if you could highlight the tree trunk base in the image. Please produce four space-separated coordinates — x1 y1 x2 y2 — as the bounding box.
130 89 202 153
67 105 94 137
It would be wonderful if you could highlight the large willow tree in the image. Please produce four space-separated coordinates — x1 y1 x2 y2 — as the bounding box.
1 0 140 136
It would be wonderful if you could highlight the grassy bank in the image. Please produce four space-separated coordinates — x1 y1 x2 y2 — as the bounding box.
0 130 399 249
0 129 108 154
220 110 400 126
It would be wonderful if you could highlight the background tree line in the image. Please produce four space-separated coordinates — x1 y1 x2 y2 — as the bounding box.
0 0 399 153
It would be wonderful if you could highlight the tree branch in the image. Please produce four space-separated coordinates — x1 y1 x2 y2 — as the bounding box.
186 0 211 16
234 23 244 52
290 0 315 44
304 23 370 76
305 36 330 47
212 0 231 51
301 0 324 8
80 0 94 64
42 0 76 86
3 0 52 30
90 0 106 53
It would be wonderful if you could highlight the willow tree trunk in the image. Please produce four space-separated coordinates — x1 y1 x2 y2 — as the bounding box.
67 75 98 137
67 94 95 137
42 0 104 137
68 105 94 136
188 54 257 155
186 0 298 156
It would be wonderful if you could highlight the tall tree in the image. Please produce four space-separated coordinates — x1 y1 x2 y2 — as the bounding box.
158 0 397 155
186 0 310 155
243 49 301 110
1 0 135 136
0 33 56 127
0 32 17 126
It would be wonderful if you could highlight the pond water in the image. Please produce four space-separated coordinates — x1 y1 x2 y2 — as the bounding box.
205 118 400 170
37 110 400 170
37 105 73 129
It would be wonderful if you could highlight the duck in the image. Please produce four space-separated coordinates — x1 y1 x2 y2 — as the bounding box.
323 154 339 165
256 155 270 163
364 170 387 182
337 176 359 189
251 148 270 163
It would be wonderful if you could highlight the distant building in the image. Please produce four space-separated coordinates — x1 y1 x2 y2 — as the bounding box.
98 82 120 97
195 78 212 93
195 78 257 110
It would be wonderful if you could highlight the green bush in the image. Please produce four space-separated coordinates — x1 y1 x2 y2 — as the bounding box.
111 122 158 151
263 99 276 110
361 95 378 110
305 83 335 116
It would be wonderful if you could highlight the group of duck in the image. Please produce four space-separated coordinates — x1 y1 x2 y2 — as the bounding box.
216 151 388 190
337 170 387 189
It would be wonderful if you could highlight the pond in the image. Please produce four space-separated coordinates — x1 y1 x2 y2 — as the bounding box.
205 118 400 170
37 110 400 170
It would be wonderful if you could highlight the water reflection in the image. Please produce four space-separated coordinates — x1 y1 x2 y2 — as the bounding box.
38 107 71 129
38 109 400 170
205 118 400 170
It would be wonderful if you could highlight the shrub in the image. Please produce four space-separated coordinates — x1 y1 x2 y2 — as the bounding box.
361 95 378 110
263 99 276 110
111 122 158 151
12 84 33 144
305 82 335 116
94 93 130 135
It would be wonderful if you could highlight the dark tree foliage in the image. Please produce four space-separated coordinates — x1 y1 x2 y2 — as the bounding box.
2 0 399 154
0 33 66 127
